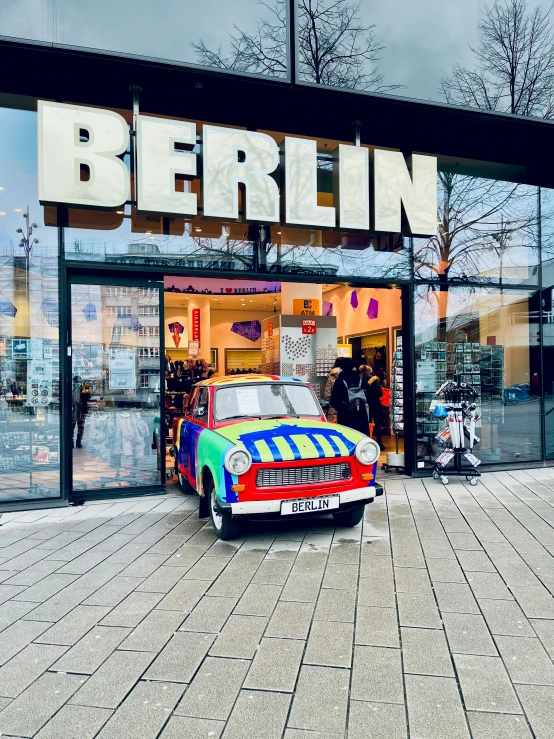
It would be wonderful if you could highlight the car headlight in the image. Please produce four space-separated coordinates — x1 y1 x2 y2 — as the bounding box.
355 438 380 466
224 447 252 476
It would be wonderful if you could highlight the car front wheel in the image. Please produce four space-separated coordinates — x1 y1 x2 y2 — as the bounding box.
209 481 241 540
332 504 365 527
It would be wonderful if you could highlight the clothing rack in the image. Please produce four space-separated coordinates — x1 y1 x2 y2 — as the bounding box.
432 376 481 486
382 340 404 473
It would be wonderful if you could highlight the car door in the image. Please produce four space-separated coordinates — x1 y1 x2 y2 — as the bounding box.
182 387 209 487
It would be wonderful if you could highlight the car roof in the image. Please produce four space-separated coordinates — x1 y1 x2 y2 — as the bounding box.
195 374 305 388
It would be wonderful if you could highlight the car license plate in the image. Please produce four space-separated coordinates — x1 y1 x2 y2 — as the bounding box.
281 495 340 516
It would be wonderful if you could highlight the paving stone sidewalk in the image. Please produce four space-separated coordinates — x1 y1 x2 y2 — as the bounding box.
0 468 553 738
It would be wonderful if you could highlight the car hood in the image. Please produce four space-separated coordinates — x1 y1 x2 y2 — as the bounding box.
215 418 365 463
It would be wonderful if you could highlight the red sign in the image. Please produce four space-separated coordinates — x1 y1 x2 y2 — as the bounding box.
267 321 273 337
487 336 496 346
302 319 317 335
191 308 201 341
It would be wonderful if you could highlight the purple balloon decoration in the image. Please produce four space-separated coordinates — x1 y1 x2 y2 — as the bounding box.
367 298 379 320
116 313 143 331
322 300 333 316
231 320 262 342
0 301 17 318
168 322 184 335
41 298 59 327
82 302 97 322
350 290 358 310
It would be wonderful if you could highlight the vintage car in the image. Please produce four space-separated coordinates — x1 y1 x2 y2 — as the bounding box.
172 374 383 539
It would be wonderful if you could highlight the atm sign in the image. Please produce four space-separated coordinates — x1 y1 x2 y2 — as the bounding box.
293 299 320 316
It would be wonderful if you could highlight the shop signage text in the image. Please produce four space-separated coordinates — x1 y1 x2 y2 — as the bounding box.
37 101 438 237
302 319 317 335
191 309 201 342
293 299 320 316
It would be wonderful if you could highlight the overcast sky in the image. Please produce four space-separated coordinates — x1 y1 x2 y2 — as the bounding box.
3 0 554 104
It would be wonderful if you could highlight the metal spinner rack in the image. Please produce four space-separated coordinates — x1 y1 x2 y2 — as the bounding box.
432 376 481 486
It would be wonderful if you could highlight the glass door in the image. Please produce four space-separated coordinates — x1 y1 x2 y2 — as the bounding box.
70 281 163 495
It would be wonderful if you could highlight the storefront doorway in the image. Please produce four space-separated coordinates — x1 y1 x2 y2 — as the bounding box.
68 273 405 500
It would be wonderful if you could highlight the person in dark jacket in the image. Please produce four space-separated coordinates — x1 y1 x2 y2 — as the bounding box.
364 366 385 450
330 357 370 436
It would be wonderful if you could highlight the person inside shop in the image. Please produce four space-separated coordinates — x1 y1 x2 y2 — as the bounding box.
323 357 343 422
72 375 90 448
361 365 385 451
330 357 370 436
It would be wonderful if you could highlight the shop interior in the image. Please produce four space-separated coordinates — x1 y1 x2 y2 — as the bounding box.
70 276 404 494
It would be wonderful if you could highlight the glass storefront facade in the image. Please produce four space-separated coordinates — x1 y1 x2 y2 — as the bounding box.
1 7 554 508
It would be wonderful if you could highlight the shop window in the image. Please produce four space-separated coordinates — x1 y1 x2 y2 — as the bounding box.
414 285 542 466
138 326 160 338
138 306 159 316
106 305 132 316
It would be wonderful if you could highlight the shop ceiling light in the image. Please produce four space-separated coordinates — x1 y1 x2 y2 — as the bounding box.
116 210 124 215
14 208 22 212
0 212 5 216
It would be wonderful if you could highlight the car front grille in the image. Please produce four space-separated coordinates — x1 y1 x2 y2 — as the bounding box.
256 462 351 488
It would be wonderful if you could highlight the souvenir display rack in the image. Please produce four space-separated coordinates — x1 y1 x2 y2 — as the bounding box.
432 376 481 486
382 335 404 473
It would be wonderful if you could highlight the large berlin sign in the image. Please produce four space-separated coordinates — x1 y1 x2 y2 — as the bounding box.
37 101 438 237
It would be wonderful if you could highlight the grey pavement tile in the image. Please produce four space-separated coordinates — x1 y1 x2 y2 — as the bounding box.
251 558 294 585
223 690 291 739
442 612 498 656
82 576 144 608
159 715 224 739
456 550 496 572
355 605 399 647
441 517 473 534
99 591 164 628
234 583 282 616
95 680 185 739
496 635 554 685
55 549 114 575
280 573 325 603
359 554 393 579
0 643 67 698
157 578 211 611
314 587 356 623
304 620 353 668
351 645 404 704
0 696 10 710
329 540 362 563
405 674 470 739
516 685 554 739
358 576 396 607
0 599 38 630
12 573 78 603
265 601 314 639
510 585 554 619
394 567 432 594
434 582 480 614
448 532 484 550
421 538 457 560
70 649 155 709
454 654 522 713
321 563 359 590
51 625 131 675
361 537 391 556
183 556 231 581
210 614 268 659
175 656 249 720
0 619 50 665
22 586 96 622
244 637 304 692
119 553 169 578
180 595 237 633
164 545 207 569
0 570 18 584
144 631 216 683
147 534 189 556
479 599 536 637
0 584 27 604
35 705 113 739
136 566 188 593
531 619 554 660
284 731 341 739
3 560 64 586
467 712 533 739
120 609 185 652
288 665 349 734
426 557 467 583
0 672 83 738
35 605 111 646
401 627 454 677
82 534 136 553
467 572 514 600
69 561 128 592
397 592 442 628
392 546 426 568
348 701 408 739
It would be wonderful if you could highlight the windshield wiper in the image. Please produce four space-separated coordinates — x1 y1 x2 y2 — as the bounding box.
217 414 261 421
262 414 300 419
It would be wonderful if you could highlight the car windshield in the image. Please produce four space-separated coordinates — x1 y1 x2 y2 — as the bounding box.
214 383 321 422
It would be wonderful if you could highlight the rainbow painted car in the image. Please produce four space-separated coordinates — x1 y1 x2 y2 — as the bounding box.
173 375 382 539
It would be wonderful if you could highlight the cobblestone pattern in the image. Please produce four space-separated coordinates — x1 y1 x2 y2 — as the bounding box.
0 468 553 737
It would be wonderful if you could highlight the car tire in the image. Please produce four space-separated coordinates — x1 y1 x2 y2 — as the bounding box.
332 504 365 527
209 481 240 540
